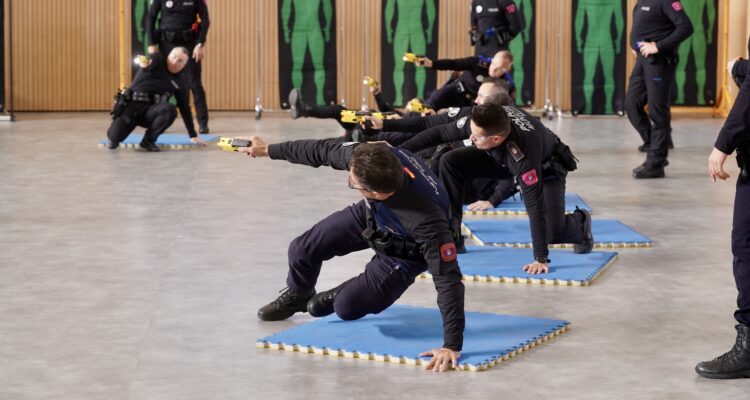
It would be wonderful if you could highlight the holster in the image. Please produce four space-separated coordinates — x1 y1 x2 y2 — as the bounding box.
362 208 423 262
110 88 131 120
542 139 578 178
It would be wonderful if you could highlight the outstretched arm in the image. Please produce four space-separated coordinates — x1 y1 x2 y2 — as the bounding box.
240 137 354 171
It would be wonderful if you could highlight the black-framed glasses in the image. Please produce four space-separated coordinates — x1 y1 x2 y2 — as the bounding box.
348 174 370 191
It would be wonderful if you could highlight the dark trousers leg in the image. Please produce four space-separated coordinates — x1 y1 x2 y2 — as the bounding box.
333 255 417 320
142 103 177 143
439 146 512 224
425 82 470 110
106 104 152 144
188 56 208 127
543 176 584 244
733 176 750 325
308 104 355 130
286 201 371 291
377 131 415 147
625 59 652 146
642 60 676 166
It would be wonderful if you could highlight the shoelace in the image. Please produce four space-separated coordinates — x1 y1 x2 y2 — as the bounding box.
716 332 746 362
271 287 299 306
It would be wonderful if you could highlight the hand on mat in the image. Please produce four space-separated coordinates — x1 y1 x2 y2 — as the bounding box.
708 147 730 182
238 136 269 158
467 200 493 211
419 348 460 372
523 261 548 275
190 137 208 146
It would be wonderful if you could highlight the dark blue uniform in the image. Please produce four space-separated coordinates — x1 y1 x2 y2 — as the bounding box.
267 140 465 351
107 52 196 147
625 0 693 170
715 40 750 326
399 106 587 262
470 0 522 57
146 0 210 131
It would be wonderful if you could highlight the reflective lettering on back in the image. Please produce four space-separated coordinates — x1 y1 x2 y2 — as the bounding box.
502 106 534 132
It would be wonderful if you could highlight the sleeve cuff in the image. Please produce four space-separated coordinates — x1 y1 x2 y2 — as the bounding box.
267 143 283 160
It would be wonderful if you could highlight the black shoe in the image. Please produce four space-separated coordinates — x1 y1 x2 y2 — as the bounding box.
199 126 210 134
139 139 160 152
288 89 309 120
258 287 315 321
638 144 648 153
307 280 352 318
107 141 119 149
573 207 593 254
696 324 750 379
632 163 664 179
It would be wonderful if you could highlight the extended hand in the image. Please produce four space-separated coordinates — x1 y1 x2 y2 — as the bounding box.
708 147 730 182
417 57 432 68
363 116 383 130
238 136 269 158
523 260 549 274
190 136 208 146
639 41 659 57
148 45 158 54
467 200 493 211
418 348 460 372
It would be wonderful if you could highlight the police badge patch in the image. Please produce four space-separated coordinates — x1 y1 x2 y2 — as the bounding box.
166 0 173 8
457 117 467 129
447 107 459 117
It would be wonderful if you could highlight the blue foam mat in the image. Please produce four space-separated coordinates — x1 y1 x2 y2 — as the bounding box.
464 193 591 215
257 304 570 372
463 219 651 248
98 133 218 147
420 246 617 285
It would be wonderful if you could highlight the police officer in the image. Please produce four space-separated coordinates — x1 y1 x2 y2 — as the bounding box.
146 0 211 134
695 39 750 379
240 139 465 372
625 0 693 179
107 48 204 151
398 101 593 270
415 50 514 110
470 0 523 57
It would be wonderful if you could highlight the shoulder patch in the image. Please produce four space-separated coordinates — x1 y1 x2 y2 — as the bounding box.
521 169 539 186
506 141 524 161
456 116 468 129
447 107 459 118
506 3 516 13
671 1 683 11
440 243 457 262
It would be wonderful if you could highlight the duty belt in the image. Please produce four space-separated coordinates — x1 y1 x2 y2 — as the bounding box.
131 92 170 104
362 206 423 261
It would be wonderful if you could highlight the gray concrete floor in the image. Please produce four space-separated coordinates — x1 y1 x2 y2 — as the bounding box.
1 111 749 399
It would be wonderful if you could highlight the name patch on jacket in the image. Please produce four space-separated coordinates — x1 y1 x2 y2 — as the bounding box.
521 169 539 186
440 243 458 262
507 141 524 161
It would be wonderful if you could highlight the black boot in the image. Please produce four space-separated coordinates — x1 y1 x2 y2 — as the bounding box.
695 324 750 379
307 279 354 318
573 207 593 254
257 287 315 321
632 162 664 179
107 141 119 149
288 89 311 120
139 136 160 152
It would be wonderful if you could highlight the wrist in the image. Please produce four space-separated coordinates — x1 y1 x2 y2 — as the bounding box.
535 256 550 264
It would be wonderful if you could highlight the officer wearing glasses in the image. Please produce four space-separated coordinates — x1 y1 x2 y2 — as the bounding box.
238 138 465 372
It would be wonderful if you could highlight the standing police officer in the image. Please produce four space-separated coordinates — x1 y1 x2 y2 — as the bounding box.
239 139 465 372
625 0 692 179
146 0 211 134
695 39 750 379
470 0 522 57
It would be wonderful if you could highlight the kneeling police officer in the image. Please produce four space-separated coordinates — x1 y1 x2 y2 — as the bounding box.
240 138 465 372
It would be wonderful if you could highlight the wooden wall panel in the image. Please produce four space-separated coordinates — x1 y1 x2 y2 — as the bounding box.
11 0 119 110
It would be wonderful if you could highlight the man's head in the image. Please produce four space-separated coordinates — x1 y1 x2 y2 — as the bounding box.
167 47 189 74
469 101 511 150
349 143 404 200
475 77 511 105
489 50 513 78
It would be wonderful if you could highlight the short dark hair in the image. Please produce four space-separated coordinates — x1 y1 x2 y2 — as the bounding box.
481 77 511 94
351 143 404 193
483 91 512 106
471 102 511 136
